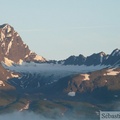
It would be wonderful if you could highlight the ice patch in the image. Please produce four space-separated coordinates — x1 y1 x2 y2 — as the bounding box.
106 71 119 75
100 52 105 63
0 80 5 86
5 39 13 55
68 92 76 97
29 51 33 55
6 34 12 37
11 73 19 78
4 57 14 66
25 45 28 48
104 69 120 76
81 74 90 81
19 101 30 111
34 55 44 61
1 42 5 47
7 76 10 79
18 59 23 65
25 55 28 58
0 32 5 41
16 33 19 37
7 25 11 33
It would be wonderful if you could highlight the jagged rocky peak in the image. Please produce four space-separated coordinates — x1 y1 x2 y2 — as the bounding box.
63 54 86 65
99 51 106 56
110 48 120 56
103 48 120 65
0 23 46 66
0 24 11 30
0 24 15 42
63 52 107 66
61 49 120 66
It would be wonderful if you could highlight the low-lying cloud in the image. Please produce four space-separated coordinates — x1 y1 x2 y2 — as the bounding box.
0 111 94 120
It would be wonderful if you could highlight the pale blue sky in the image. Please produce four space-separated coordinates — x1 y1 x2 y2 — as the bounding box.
1 0 120 60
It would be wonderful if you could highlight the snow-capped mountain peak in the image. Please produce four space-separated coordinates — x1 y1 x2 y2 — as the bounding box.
0 23 46 66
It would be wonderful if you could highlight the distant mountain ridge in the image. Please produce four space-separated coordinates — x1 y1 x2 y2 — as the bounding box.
55 48 120 66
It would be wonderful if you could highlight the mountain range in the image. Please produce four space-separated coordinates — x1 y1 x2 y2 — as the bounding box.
0 24 120 119
0 23 120 94
52 48 120 66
